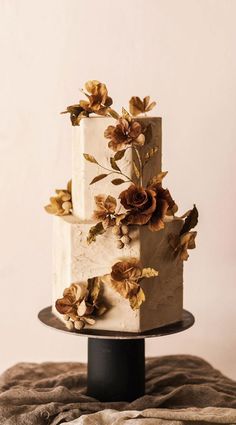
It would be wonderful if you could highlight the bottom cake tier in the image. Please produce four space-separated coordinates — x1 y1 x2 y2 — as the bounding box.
52 216 184 332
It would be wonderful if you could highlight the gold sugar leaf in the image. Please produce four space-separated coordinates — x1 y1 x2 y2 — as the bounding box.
180 205 199 236
114 149 126 161
110 157 121 172
87 222 106 244
90 174 108 185
129 287 146 310
122 107 132 121
145 146 158 160
132 161 140 179
108 108 120 119
111 178 126 185
83 153 98 164
148 171 168 186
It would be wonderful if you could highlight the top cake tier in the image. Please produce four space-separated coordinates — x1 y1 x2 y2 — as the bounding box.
72 116 162 220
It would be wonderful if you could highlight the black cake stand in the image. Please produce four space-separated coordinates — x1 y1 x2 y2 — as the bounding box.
38 306 194 402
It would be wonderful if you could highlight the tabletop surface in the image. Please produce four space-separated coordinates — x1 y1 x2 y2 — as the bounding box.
38 306 195 340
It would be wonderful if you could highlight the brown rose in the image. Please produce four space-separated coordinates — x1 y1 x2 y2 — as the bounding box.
119 184 156 225
119 183 177 231
104 118 145 152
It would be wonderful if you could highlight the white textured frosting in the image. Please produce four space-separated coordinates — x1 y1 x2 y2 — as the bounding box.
72 117 162 220
52 217 183 332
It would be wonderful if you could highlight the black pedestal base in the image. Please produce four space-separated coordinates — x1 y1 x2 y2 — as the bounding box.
87 338 145 402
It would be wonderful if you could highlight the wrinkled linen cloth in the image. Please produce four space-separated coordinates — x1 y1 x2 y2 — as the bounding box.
0 355 235 425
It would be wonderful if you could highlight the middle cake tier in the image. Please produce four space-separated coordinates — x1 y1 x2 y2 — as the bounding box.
52 216 183 332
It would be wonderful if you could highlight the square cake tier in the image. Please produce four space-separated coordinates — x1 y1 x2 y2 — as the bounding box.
52 216 183 332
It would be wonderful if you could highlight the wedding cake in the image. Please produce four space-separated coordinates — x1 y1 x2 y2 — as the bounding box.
45 81 198 333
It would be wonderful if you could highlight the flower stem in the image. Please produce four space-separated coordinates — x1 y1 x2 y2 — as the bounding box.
96 162 133 184
134 147 143 187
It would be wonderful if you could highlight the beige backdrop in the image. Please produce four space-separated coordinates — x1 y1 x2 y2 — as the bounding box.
0 0 236 378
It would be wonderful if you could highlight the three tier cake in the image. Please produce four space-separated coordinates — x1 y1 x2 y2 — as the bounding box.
45 80 198 333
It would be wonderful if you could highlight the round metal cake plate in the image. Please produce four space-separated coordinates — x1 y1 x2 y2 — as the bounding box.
38 306 195 339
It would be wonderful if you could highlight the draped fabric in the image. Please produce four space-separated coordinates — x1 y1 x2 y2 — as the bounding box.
0 355 235 425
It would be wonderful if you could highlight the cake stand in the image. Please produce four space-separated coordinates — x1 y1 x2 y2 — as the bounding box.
38 306 194 402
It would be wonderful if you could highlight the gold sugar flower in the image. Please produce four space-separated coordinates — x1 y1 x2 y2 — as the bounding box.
119 183 177 231
44 180 72 216
56 278 107 330
93 195 117 228
129 96 156 117
61 80 113 125
79 80 113 115
101 258 158 310
104 118 145 152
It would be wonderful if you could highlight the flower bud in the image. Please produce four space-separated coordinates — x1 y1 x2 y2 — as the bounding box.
112 225 121 236
116 240 124 249
121 225 129 235
62 201 72 212
74 320 84 330
66 321 74 330
121 235 131 245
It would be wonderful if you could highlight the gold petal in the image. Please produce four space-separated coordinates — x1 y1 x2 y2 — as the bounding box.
61 193 71 202
67 179 72 193
62 201 72 213
145 101 157 112
181 231 197 250
129 96 144 116
88 277 101 304
97 83 108 102
79 99 90 110
44 204 56 214
84 80 100 93
74 320 85 330
134 133 145 146
105 195 117 212
143 96 150 110
77 300 87 317
129 287 145 310
83 317 96 325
